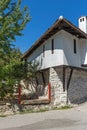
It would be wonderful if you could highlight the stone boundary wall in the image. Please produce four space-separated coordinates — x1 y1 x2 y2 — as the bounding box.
1 67 87 115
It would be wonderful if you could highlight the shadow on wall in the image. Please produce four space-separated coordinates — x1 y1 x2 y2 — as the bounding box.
67 69 87 104
20 69 49 100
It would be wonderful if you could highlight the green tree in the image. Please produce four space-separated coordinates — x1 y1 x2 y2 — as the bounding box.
0 0 30 100
0 48 25 99
0 0 30 66
0 0 30 42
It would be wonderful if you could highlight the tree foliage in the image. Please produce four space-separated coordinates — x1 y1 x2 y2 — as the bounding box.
0 0 30 67
0 0 30 100
0 48 23 99
0 0 30 42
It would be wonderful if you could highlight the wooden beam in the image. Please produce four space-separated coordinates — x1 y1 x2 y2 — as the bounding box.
41 72 45 85
67 68 73 90
81 64 87 67
21 99 50 105
48 83 51 102
63 67 66 91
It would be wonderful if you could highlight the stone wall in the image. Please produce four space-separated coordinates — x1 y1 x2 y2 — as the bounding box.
20 67 87 106
67 69 87 104
20 70 49 99
49 67 87 106
1 67 87 115
49 67 67 106
37 70 49 99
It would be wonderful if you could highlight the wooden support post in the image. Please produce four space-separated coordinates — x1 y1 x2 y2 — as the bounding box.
66 68 73 104
63 67 66 91
18 84 21 104
67 68 73 91
41 72 45 85
48 83 51 101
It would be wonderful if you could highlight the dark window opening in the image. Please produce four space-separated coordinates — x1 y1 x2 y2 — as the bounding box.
43 45 45 57
51 39 54 54
80 19 82 22
74 39 76 54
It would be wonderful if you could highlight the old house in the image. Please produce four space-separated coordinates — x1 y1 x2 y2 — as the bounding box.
22 16 87 106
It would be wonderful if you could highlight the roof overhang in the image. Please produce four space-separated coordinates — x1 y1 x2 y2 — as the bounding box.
22 18 87 60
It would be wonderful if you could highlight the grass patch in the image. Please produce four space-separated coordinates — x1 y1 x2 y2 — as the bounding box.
20 108 49 114
20 105 72 114
20 105 72 115
59 105 73 110
0 115 7 117
19 105 72 115
52 105 73 110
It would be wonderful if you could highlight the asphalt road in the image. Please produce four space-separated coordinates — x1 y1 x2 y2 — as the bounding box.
1 103 87 130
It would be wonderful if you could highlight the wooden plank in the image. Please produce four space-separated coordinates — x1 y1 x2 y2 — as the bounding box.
21 99 50 105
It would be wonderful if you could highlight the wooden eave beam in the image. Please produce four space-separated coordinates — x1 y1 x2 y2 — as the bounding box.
81 64 87 67
63 28 86 38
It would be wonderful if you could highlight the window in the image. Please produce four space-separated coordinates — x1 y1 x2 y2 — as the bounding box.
51 39 54 54
74 39 76 54
83 18 84 21
80 19 82 22
43 45 45 57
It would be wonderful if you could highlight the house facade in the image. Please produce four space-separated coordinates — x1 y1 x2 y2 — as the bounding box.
22 16 87 106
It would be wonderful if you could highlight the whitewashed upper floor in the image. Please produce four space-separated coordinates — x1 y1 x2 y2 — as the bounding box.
26 30 87 70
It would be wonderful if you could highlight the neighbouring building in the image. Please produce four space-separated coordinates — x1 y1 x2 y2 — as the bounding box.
22 16 87 106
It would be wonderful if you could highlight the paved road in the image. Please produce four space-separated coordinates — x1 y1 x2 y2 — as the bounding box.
1 103 87 130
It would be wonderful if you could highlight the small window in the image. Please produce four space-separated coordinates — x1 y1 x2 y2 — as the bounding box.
80 19 82 22
74 39 76 54
83 18 84 21
51 39 54 54
43 45 45 57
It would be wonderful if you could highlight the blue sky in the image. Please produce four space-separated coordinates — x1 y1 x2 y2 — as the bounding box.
14 0 87 53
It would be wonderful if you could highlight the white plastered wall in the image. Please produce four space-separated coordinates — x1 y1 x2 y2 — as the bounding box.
27 29 87 69
27 30 64 70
